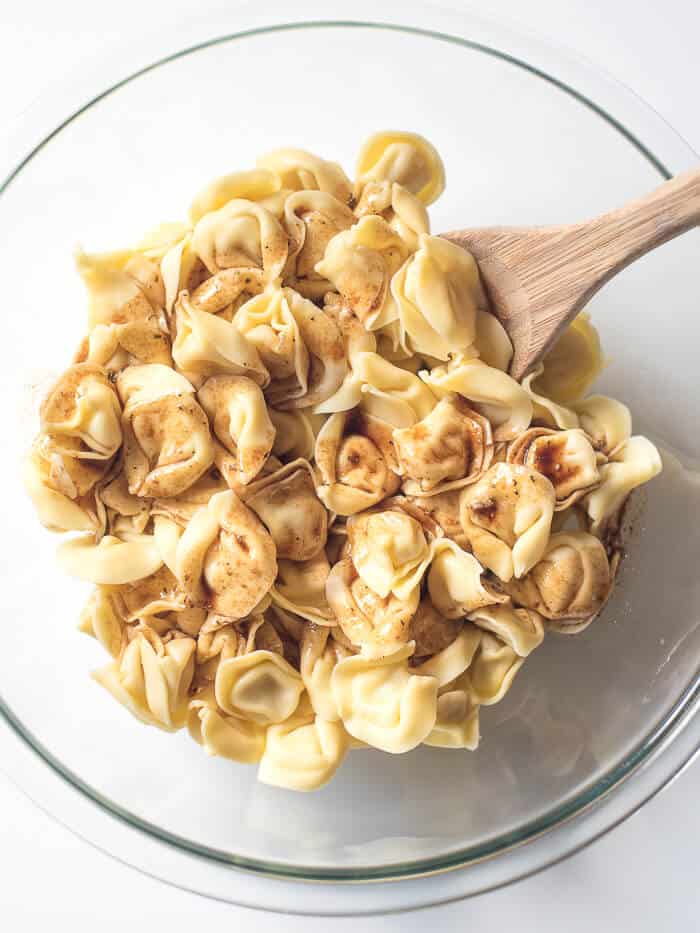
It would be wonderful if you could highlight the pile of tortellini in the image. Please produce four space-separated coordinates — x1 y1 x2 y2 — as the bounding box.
25 131 662 791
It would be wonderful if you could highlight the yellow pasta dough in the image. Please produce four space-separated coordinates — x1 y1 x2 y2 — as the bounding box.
26 130 662 790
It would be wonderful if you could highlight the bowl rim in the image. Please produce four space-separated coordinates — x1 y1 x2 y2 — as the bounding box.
1 2 698 909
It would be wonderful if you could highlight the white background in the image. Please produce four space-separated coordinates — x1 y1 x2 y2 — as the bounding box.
1 0 698 928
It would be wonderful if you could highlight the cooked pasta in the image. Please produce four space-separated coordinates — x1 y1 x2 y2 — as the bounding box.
26 131 661 790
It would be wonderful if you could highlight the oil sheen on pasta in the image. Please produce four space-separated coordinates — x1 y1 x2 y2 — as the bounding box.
25 132 662 791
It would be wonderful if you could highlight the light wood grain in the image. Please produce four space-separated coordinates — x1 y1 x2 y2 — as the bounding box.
442 167 700 380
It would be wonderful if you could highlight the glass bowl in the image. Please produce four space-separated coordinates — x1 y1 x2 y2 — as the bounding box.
1 0 698 915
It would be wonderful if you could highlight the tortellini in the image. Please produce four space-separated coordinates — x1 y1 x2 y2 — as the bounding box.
244 460 328 561
584 436 662 534
258 701 349 792
314 409 400 515
27 131 662 791
503 532 613 632
461 605 544 705
40 364 122 459
346 508 432 600
459 463 555 581
197 374 275 486
331 643 438 753
355 131 445 206
421 354 532 442
326 556 419 654
391 234 484 359
283 190 355 296
427 538 506 618
75 249 172 368
235 285 346 409
315 216 408 329
187 686 266 764
93 629 195 731
270 552 335 627
172 292 269 386
118 364 215 497
393 395 493 495
57 533 164 585
507 427 600 508
191 198 288 278
215 650 304 725
175 489 277 618
256 148 353 204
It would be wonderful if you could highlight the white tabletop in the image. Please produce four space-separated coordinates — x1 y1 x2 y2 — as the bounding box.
1 1 698 927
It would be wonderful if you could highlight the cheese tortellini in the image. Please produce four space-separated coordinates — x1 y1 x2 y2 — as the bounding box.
460 463 556 581
27 131 661 791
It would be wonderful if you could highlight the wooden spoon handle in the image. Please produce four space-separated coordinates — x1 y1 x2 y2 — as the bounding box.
570 166 700 299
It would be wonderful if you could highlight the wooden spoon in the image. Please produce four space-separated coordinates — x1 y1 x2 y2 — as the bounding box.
441 167 700 380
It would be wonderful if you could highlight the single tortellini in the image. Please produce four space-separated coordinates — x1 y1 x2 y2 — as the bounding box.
424 689 480 749
209 616 273 663
473 309 514 372
584 436 662 534
99 469 151 536
270 551 335 626
40 363 122 459
198 375 275 486
214 649 304 725
191 198 288 278
258 702 349 792
300 625 347 721
346 508 433 600
467 603 545 658
414 626 483 686
459 462 556 581
117 364 215 497
355 131 445 206
315 215 409 329
316 293 381 407
502 531 613 632
187 686 266 764
421 354 532 442
571 395 631 455
427 538 506 619
283 190 355 296
403 487 467 547
256 147 353 204
314 409 400 515
172 292 269 387
458 631 524 706
57 533 164 585
75 249 171 368
391 235 485 359
331 642 438 753
160 233 210 313
326 557 419 654
507 427 601 508
79 586 127 658
458 606 543 706
175 489 277 618
93 629 195 731
521 365 580 430
532 313 605 404
269 408 315 462
350 351 438 428
235 285 346 409
244 460 328 561
188 168 283 224
188 266 266 318
23 449 102 533
393 395 493 495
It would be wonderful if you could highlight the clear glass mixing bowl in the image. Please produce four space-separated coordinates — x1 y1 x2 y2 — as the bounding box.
1 0 698 915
